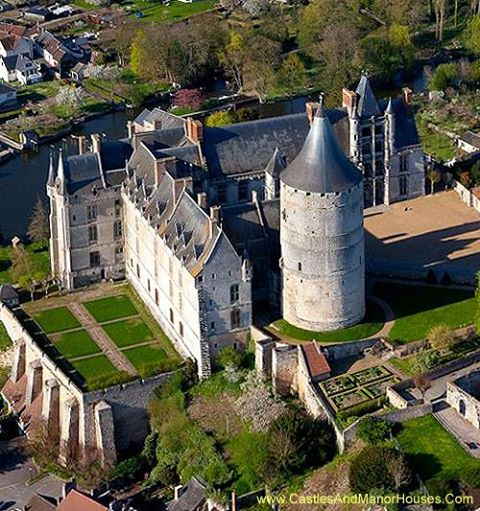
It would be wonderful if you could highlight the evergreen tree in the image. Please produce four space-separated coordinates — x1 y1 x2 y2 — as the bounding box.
27 197 49 245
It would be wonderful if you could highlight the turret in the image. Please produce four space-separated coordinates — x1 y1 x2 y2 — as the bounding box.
47 150 56 188
280 95 365 331
384 97 395 156
241 250 252 282
349 104 360 163
56 148 66 195
264 147 286 200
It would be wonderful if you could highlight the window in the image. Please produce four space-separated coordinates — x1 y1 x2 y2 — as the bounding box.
179 322 184 337
231 309 241 329
217 184 227 204
147 279 151 292
115 199 122 217
170 308 174 323
197 275 203 283
136 264 140 278
210 321 215 330
87 205 97 221
211 273 216 279
155 289 159 306
169 280 173 298
88 225 98 243
400 154 408 173
179 293 183 313
230 284 239 304
114 220 123 239
238 181 249 202
115 246 123 263
361 127 370 138
298 262 302 271
400 175 408 196
89 251 100 267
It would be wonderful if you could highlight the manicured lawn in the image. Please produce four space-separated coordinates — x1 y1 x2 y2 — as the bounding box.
103 318 153 348
374 282 476 343
271 301 384 342
123 345 168 377
126 0 217 23
0 321 11 352
83 295 138 323
71 354 130 390
52 330 101 359
396 415 480 491
33 307 81 334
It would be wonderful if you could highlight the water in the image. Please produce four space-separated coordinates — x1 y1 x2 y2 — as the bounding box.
0 65 434 240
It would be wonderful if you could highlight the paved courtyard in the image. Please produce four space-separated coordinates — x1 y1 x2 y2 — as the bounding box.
365 191 480 280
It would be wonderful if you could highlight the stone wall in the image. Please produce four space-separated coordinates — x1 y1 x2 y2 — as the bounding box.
323 338 377 360
272 344 297 395
446 372 480 429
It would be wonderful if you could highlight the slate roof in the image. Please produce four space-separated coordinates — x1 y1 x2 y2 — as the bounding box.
281 105 362 193
460 130 480 149
379 97 420 149
2 53 36 72
0 283 18 299
0 81 15 94
356 75 381 117
201 109 349 178
24 494 56 511
265 147 286 176
167 477 207 511
135 107 185 130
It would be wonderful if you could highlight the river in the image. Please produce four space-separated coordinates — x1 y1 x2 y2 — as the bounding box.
0 65 434 240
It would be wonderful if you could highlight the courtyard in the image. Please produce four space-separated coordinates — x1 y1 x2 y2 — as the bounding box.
22 284 180 391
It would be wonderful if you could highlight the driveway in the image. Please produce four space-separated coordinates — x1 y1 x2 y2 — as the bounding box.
424 362 480 402
0 438 64 510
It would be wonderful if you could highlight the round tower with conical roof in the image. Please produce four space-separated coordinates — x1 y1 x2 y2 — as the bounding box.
280 98 365 331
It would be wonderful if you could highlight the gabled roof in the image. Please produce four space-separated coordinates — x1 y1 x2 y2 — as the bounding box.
0 283 18 299
57 489 107 511
280 103 362 193
301 342 331 379
265 147 286 176
356 75 381 118
24 494 56 511
167 477 207 511
134 107 185 130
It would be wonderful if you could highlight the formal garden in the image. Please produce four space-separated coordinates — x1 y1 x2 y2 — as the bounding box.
22 286 180 390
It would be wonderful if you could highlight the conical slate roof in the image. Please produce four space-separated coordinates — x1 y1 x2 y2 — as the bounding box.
280 103 361 194
265 147 286 176
356 75 380 118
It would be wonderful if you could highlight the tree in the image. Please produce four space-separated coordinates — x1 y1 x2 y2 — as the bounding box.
10 246 46 300
349 445 412 493
426 169 442 194
413 374 432 398
428 324 454 352
278 54 309 102
172 89 204 111
357 417 393 444
218 346 243 369
433 0 449 44
466 15 480 55
56 86 85 117
27 196 49 245
429 63 458 91
205 110 235 127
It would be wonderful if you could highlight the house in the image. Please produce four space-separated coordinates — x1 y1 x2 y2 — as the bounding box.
57 489 108 511
167 477 208 511
0 283 19 307
70 61 88 82
0 54 42 84
0 82 16 107
24 494 57 511
458 130 480 154
0 34 33 58
24 6 52 22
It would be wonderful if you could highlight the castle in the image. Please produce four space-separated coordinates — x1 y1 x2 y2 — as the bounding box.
47 77 425 377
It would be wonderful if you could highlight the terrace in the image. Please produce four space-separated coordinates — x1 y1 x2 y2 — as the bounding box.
22 284 180 391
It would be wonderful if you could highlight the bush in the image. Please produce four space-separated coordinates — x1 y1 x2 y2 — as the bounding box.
429 64 459 91
349 445 412 493
357 417 393 444
337 397 386 423
110 455 144 481
218 346 243 369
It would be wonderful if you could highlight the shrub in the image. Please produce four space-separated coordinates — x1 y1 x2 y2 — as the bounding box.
205 110 235 127
110 455 144 481
349 445 412 493
357 417 393 444
337 397 386 423
218 346 243 369
429 63 459 91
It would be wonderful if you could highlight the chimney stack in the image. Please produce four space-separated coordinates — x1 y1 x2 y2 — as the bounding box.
305 102 316 126
402 87 413 108
91 133 102 154
186 117 203 143
209 205 220 238
197 191 208 210
342 88 358 116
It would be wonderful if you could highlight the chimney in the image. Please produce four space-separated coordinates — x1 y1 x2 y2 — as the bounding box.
305 102 316 125
251 189 259 204
127 120 135 138
154 159 167 186
77 135 86 155
209 205 220 238
402 87 413 107
197 191 208 210
174 484 183 501
172 177 193 205
342 88 358 116
186 117 203 143
91 133 101 154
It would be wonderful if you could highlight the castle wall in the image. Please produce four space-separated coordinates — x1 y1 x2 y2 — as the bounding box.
280 181 365 331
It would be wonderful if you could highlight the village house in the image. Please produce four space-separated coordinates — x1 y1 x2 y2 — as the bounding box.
0 53 42 84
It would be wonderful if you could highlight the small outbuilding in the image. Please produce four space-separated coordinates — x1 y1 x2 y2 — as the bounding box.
0 284 19 307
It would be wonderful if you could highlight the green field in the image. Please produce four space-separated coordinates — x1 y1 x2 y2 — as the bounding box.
126 0 217 23
103 318 153 348
396 415 480 492
53 330 101 359
0 321 11 352
0 242 50 285
374 282 476 343
123 345 169 377
33 307 81 334
83 295 138 323
72 354 131 390
271 301 384 342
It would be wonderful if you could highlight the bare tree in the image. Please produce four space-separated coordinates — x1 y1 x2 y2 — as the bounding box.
434 0 449 44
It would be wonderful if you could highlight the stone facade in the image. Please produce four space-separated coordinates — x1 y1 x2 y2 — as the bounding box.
446 371 480 429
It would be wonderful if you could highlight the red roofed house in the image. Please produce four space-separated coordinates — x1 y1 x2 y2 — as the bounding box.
57 489 107 511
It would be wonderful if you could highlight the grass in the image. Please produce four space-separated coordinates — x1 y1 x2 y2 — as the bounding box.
0 321 11 352
396 414 480 492
71 354 130 390
126 0 217 23
123 345 169 377
0 242 50 285
102 318 153 348
271 301 384 342
416 116 456 161
33 307 81 334
52 330 101 359
83 294 138 323
374 282 476 343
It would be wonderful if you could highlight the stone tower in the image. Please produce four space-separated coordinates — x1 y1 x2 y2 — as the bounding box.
280 99 365 331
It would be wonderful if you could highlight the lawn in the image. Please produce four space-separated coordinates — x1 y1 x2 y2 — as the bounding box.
103 318 153 348
396 414 480 492
374 282 476 343
71 354 131 390
0 242 50 285
52 330 101 359
33 307 81 334
126 0 217 23
0 321 11 352
271 301 384 342
123 345 169 377
83 294 138 323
